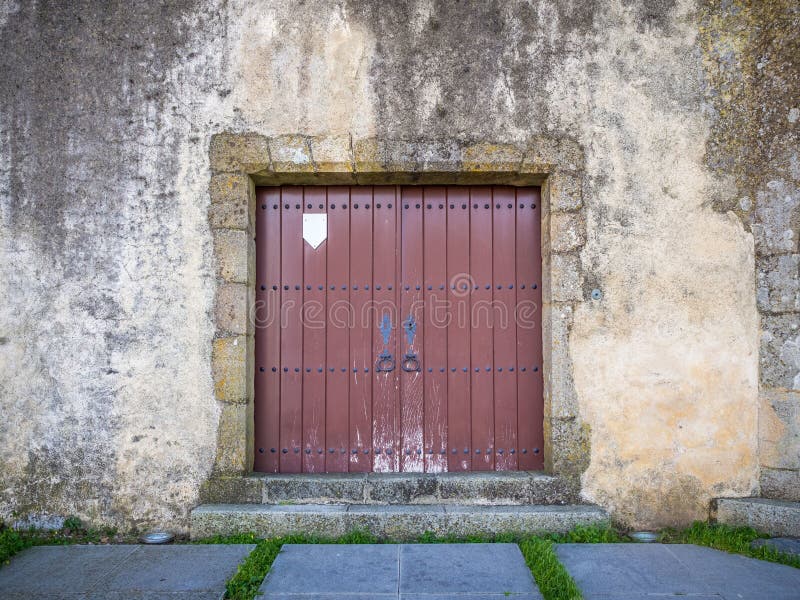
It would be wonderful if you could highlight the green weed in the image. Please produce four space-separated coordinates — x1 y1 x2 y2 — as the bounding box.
519 537 582 600
663 521 800 569
545 523 623 544
0 527 32 566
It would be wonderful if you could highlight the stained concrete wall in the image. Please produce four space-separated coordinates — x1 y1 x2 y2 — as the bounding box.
0 0 794 530
702 1 800 503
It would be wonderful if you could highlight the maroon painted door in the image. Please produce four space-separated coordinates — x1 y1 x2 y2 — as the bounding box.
254 186 543 473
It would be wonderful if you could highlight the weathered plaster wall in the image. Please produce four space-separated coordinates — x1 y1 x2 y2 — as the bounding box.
0 0 228 529
0 0 785 530
697 0 800 502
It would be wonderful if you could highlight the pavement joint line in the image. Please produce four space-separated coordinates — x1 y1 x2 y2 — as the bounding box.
81 544 140 594
663 543 711 594
396 544 401 596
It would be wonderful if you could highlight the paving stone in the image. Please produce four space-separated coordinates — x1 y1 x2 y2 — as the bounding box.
668 543 800 599
102 544 255 593
549 596 720 600
556 543 800 600
751 536 800 556
404 592 540 600
0 544 254 600
263 596 394 600
260 544 399 595
400 544 540 598
261 543 543 599
0 545 138 596
556 544 706 597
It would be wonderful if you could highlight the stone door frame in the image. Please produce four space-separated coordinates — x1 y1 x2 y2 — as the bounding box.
205 133 590 498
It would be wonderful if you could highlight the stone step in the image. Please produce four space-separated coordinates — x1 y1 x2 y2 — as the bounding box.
201 472 579 506
715 497 800 537
190 503 609 540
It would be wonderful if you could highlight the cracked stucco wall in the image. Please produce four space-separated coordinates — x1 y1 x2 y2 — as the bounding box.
697 0 800 502
1 0 790 530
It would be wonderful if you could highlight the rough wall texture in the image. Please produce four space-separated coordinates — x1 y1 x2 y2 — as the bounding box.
0 0 227 529
698 0 800 502
1 0 791 530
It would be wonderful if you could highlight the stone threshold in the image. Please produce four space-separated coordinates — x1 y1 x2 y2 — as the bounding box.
200 471 580 506
190 503 608 540
714 497 800 537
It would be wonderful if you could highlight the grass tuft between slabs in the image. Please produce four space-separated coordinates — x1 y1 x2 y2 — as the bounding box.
519 537 582 600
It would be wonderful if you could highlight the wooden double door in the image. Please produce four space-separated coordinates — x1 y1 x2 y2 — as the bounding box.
254 185 543 473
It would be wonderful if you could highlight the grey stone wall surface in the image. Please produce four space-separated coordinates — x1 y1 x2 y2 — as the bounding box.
0 0 795 530
698 1 800 502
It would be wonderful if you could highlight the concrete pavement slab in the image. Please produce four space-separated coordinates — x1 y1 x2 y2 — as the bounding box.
102 544 255 595
261 543 543 599
666 543 800 600
400 543 540 597
0 545 138 597
751 536 800 556
556 543 800 600
0 544 254 600
401 595 542 599
556 543 708 596
260 544 400 596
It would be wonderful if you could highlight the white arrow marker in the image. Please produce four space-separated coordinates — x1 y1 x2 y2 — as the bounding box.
302 213 327 249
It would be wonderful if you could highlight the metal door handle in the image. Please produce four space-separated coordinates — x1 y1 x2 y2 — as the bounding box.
401 353 420 372
376 351 395 372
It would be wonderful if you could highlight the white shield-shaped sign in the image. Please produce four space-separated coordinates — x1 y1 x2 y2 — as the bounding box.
302 213 327 249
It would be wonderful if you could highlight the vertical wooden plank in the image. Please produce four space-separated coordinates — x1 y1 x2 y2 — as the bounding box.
279 186 304 472
446 187 471 472
349 186 374 471
372 186 399 471
469 186 494 471
326 186 350 472
516 187 544 470
422 186 448 472
254 188 281 472
393 185 403 471
301 187 327 472
493 186 518 471
400 187 425 472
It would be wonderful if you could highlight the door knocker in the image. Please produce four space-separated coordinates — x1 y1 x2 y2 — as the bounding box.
376 350 396 373
401 353 421 372
375 314 395 373
401 314 421 372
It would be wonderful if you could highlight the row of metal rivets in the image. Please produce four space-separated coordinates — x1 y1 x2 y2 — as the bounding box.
258 447 541 455
259 366 540 373
260 284 539 291
261 203 537 210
